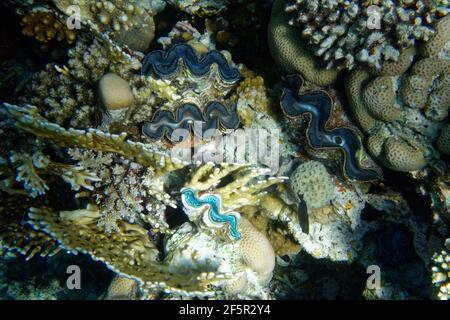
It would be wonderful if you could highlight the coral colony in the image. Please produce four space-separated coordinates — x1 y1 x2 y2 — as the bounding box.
0 0 448 301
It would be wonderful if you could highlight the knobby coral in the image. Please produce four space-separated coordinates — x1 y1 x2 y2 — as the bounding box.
345 16 449 172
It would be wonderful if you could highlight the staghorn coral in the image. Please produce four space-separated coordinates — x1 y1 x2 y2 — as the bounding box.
281 75 381 181
284 0 449 70
268 0 339 86
21 7 77 44
345 28 449 172
431 238 450 300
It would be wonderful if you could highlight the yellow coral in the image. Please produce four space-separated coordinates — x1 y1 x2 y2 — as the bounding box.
21 9 77 44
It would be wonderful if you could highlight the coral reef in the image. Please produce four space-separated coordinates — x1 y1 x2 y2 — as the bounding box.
268 0 339 86
346 17 450 172
284 0 449 70
1 0 449 302
52 0 160 51
21 7 77 44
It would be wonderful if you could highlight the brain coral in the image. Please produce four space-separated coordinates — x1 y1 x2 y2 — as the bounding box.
268 0 339 86
284 0 449 70
345 19 450 172
289 160 335 209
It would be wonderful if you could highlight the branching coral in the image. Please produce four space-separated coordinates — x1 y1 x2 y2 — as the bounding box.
69 149 175 234
284 0 449 70
26 205 219 296
268 0 339 86
53 0 158 51
20 38 140 129
21 7 77 44
0 195 61 260
2 103 185 177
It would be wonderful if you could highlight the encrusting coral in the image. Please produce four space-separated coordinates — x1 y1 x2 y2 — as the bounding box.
268 0 339 86
289 161 334 209
345 16 450 172
284 0 449 70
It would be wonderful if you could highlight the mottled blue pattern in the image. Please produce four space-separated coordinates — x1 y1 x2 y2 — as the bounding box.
281 75 381 181
181 187 242 240
142 102 240 142
141 43 240 82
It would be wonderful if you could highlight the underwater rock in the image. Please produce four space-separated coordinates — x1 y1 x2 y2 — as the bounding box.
268 0 339 86
281 75 382 181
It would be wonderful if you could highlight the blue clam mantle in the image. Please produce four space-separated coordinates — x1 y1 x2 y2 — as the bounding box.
141 43 240 83
142 102 240 142
281 75 382 182
181 187 242 240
